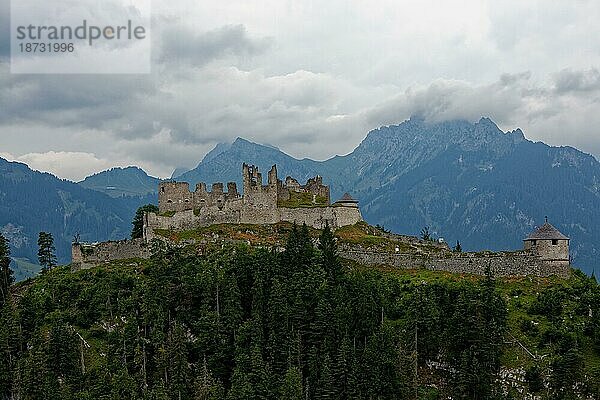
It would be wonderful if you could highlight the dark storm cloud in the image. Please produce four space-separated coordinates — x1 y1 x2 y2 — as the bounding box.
0 21 273 143
0 70 157 128
159 24 271 66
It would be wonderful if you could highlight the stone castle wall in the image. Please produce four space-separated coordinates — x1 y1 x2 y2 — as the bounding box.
524 239 569 263
338 246 570 278
278 206 363 229
72 239 150 269
159 164 330 215
145 204 363 240
151 163 358 234
71 162 571 278
72 237 570 278
158 182 241 214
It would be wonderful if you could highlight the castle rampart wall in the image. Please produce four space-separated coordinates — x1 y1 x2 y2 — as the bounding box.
146 204 364 237
278 206 363 229
338 246 570 278
72 239 150 270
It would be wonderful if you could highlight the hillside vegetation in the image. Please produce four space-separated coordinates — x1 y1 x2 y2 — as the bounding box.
0 225 599 399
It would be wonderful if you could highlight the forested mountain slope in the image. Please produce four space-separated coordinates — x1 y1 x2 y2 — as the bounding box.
0 227 598 398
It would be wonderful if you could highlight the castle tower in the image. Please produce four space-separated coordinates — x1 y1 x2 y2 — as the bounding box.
158 182 193 213
268 165 278 187
242 163 262 193
523 218 570 266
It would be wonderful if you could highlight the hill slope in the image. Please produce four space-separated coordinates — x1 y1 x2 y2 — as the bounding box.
79 166 161 198
1 236 598 398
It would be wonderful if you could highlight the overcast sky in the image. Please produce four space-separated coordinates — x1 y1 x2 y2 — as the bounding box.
1 0 600 181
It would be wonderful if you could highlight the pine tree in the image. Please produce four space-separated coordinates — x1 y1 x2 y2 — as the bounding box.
332 335 352 398
283 223 315 276
37 232 57 271
453 240 462 252
279 366 303 400
166 324 191 400
0 234 14 307
0 298 19 399
131 204 159 239
194 358 225 400
319 223 341 284
317 354 336 399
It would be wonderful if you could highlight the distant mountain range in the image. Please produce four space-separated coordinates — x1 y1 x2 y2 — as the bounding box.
0 159 155 278
167 118 600 275
2 117 599 277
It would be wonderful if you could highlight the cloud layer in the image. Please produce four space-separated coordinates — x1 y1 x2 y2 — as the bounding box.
2 0 600 180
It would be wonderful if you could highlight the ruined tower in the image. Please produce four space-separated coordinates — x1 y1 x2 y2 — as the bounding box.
523 218 570 268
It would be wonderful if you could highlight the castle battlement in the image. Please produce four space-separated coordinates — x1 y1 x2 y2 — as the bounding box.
71 164 570 279
148 163 362 239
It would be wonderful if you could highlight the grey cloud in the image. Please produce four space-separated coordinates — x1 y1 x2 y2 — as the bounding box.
0 0 9 60
0 68 157 129
364 76 529 128
0 22 272 142
158 24 271 66
499 71 531 87
361 69 600 164
553 68 600 94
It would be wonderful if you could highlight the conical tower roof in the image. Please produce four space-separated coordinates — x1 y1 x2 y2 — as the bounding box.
336 193 358 203
525 222 569 241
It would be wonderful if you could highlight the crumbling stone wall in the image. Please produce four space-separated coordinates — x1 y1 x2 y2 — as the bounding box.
160 163 331 215
338 246 570 278
279 206 362 229
146 203 364 238
153 163 356 232
71 239 150 270
158 182 193 213
159 181 241 214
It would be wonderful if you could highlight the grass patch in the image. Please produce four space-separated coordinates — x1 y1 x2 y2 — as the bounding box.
278 191 328 208
153 222 318 247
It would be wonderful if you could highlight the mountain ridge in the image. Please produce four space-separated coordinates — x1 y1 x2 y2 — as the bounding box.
2 116 599 277
143 117 600 274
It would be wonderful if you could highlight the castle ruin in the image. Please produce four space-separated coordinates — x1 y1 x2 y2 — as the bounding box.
71 163 571 278
144 164 362 240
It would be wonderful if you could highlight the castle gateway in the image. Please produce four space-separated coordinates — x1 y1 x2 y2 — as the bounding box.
144 164 363 240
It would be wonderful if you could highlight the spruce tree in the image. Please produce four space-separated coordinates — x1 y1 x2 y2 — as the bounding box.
0 234 14 306
319 223 341 284
131 204 159 239
279 366 302 400
37 232 57 271
453 240 462 252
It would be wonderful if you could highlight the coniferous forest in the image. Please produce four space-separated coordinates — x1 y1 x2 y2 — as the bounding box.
0 225 599 399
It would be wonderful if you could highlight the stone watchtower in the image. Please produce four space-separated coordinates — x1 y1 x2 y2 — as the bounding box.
523 218 570 267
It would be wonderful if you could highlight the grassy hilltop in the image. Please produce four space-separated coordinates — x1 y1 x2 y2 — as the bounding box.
1 225 599 399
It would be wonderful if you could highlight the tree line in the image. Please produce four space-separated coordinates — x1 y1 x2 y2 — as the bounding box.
0 224 598 399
